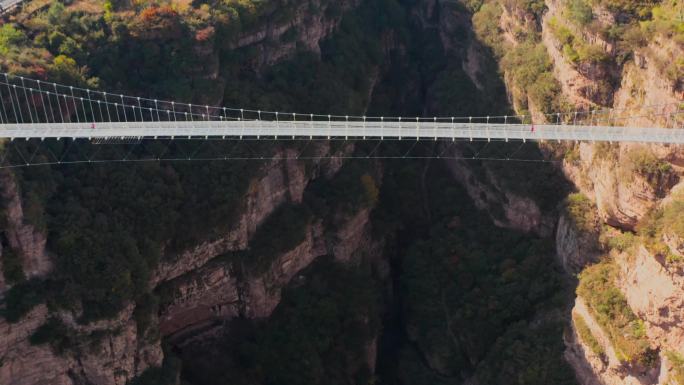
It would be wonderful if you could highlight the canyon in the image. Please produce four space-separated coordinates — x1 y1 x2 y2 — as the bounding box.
0 0 682 384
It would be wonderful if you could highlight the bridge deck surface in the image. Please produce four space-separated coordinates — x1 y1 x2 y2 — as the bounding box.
0 121 683 143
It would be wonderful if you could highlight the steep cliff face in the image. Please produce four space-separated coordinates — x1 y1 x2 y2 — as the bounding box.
158 205 377 344
0 0 370 374
0 140 364 385
0 136 369 385
618 247 684 356
0 170 52 281
556 212 600 273
1 0 680 384
560 149 683 384
152 146 330 285
471 0 684 382
228 0 362 68
444 156 558 236
0 304 163 385
561 143 680 230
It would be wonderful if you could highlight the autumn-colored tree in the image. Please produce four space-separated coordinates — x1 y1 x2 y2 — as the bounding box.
132 6 183 39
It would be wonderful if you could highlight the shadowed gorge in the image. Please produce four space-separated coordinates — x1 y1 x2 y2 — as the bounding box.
0 0 682 384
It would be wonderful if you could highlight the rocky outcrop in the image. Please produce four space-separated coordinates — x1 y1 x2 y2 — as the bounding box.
0 143 359 385
159 201 377 343
155 145 377 345
612 38 684 127
444 156 555 236
153 146 333 285
158 221 326 341
566 244 684 385
617 247 684 355
228 0 361 68
0 169 52 282
0 304 162 385
556 213 600 273
565 297 658 385
566 298 614 385
561 142 679 230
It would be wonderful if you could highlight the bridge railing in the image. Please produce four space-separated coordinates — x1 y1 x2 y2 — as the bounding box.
0 72 682 139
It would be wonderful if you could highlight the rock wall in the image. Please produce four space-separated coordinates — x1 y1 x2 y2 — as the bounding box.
0 304 163 385
153 147 315 285
556 213 600 274
0 169 52 281
227 0 361 68
618 247 684 356
564 244 684 385
526 0 684 380
159 203 377 345
0 143 359 385
444 155 556 236
560 142 679 230
565 297 654 385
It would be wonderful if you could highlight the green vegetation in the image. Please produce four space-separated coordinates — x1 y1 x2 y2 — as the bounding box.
623 147 673 187
592 142 620 161
565 193 598 233
29 317 75 354
625 147 672 175
479 142 571 211
637 192 684 263
593 0 683 86
659 197 684 240
29 315 113 356
501 41 562 114
180 257 380 385
245 203 312 274
305 160 383 218
0 24 26 55
1 153 261 323
597 0 660 18
666 350 684 385
548 17 609 65
605 230 637 252
471 0 562 115
577 260 656 366
644 0 684 44
1 279 48 322
0 1 578 383
566 0 594 26
129 353 182 385
374 159 575 385
573 313 605 357
1 246 26 284
473 321 577 384
2 0 469 325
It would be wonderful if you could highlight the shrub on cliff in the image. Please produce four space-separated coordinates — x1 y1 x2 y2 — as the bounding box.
637 192 684 262
573 313 605 358
0 24 26 55
623 147 673 188
666 351 684 385
1 246 26 284
29 317 76 354
180 257 380 385
1 279 47 322
566 0 593 26
564 193 598 233
246 203 312 274
501 41 562 113
577 260 656 366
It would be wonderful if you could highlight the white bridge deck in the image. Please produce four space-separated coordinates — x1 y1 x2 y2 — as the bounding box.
1 121 684 143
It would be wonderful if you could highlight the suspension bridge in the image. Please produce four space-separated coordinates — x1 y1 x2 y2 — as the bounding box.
0 73 682 145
